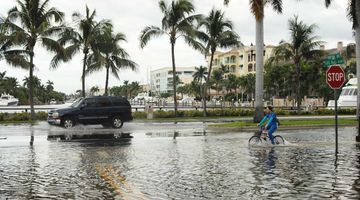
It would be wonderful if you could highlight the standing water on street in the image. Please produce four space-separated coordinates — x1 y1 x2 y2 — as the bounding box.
0 122 360 199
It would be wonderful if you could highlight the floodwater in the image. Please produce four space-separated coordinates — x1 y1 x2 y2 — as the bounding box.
0 122 360 199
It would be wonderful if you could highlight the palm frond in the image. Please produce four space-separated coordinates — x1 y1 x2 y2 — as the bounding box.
250 0 264 21
325 0 332 7
4 50 30 69
139 25 165 48
112 56 138 71
270 0 283 14
347 0 357 29
183 34 206 54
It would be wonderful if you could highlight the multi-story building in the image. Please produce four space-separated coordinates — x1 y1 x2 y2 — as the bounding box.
150 67 196 95
209 44 275 77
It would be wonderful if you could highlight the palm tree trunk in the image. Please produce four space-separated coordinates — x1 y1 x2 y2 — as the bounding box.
105 65 110 96
204 50 215 117
82 52 88 97
29 51 35 121
171 41 178 117
296 62 301 113
254 17 264 122
355 0 360 141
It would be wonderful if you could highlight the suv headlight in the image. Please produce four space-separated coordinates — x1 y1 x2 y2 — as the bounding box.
52 112 59 118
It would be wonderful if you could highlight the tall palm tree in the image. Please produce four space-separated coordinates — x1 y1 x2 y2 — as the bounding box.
87 24 137 96
0 0 65 120
325 0 360 140
225 0 283 122
54 6 110 97
197 9 240 116
273 16 322 113
139 0 203 117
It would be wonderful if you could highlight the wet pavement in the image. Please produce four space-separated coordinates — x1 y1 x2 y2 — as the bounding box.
0 122 360 199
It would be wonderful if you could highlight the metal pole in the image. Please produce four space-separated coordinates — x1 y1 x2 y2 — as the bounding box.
335 89 338 154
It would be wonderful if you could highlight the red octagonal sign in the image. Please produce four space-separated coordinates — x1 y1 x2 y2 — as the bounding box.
326 65 345 89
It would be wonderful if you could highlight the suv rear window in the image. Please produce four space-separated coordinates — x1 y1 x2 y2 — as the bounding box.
97 97 112 107
111 97 130 106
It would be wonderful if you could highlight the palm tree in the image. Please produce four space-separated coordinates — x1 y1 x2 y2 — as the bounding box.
87 24 137 96
139 0 203 117
197 9 240 116
193 66 207 83
129 82 141 98
90 86 99 95
193 65 207 109
211 69 223 95
54 6 110 97
0 0 65 120
273 16 322 113
225 0 283 122
46 80 54 92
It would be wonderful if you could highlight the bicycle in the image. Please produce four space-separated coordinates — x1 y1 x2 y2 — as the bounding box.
248 126 285 145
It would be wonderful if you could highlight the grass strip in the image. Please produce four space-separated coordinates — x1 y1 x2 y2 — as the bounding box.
212 119 357 128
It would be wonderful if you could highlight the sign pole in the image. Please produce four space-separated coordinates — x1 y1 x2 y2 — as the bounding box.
334 89 338 154
326 65 345 155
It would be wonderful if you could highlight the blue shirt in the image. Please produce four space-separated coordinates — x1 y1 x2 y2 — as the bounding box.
258 112 277 128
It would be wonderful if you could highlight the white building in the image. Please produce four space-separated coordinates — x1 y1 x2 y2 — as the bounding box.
150 67 196 95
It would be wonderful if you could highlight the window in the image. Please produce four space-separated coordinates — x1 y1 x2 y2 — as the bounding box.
341 89 350 96
248 64 253 72
84 98 97 108
239 55 243 60
98 98 111 107
353 89 358 96
111 97 130 106
230 56 236 63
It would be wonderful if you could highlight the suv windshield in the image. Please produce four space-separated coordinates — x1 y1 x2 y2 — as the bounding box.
70 98 83 107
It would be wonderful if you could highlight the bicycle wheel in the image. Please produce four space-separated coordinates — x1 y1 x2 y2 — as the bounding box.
249 136 262 145
274 135 285 145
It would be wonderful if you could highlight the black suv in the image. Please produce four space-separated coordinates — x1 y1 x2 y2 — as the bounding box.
47 96 133 128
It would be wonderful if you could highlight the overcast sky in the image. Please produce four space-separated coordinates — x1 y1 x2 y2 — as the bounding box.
0 0 353 94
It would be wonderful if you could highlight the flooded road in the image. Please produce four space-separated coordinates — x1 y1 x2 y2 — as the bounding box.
0 122 360 199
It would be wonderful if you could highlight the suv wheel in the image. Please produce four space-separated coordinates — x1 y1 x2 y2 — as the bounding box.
63 117 75 129
112 116 123 129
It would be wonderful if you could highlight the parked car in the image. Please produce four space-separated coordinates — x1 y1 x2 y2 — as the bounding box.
47 96 133 128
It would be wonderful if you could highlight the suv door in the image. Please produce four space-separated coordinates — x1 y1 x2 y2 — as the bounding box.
78 98 98 124
97 97 112 123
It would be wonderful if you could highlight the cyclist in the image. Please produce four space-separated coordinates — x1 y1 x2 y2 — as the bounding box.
257 106 279 145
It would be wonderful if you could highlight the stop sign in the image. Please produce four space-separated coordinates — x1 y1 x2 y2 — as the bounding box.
326 65 345 89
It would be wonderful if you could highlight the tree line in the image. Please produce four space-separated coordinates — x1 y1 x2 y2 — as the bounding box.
0 71 65 104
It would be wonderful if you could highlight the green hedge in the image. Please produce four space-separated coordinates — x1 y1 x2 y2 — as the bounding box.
0 111 48 122
134 108 357 119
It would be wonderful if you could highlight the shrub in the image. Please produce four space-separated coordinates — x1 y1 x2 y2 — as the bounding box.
184 110 203 117
11 112 30 121
133 111 147 119
36 111 48 120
